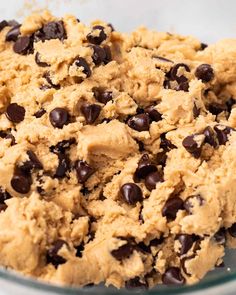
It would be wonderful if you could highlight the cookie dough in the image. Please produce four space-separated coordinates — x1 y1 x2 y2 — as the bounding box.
0 10 236 289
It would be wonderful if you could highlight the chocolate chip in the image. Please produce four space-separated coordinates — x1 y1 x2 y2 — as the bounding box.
0 20 8 31
162 267 185 285
49 108 69 129
175 81 189 92
34 108 46 118
200 43 208 50
134 154 157 179
111 237 134 260
26 150 43 170
170 63 190 83
0 188 12 204
195 64 214 83
74 57 91 78
178 234 195 255
214 125 234 145
193 102 200 118
5 24 21 41
35 21 66 42
125 277 148 289
54 153 70 178
107 23 115 32
182 134 204 158
80 103 101 124
153 56 173 63
75 243 84 257
160 133 177 151
5 103 25 123
11 168 32 194
163 79 171 89
214 228 226 245
145 171 163 191
91 45 106 65
43 72 60 90
87 25 107 45
93 87 113 104
228 223 236 238
2 132 16 146
145 105 162 122
208 103 227 115
162 197 184 220
136 242 151 254
75 160 94 183
120 183 143 205
203 126 217 147
156 151 167 167
103 45 112 64
128 114 150 132
47 239 68 267
50 138 76 154
181 255 195 276
7 20 20 27
226 98 236 113
13 36 33 55
35 52 49 67
183 195 204 214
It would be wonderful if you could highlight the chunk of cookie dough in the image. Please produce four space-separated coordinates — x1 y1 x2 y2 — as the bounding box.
0 10 236 290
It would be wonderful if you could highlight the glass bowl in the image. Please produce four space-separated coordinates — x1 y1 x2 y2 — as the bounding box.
0 0 236 294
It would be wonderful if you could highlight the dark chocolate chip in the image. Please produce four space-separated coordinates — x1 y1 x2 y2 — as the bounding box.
49 108 69 129
0 187 12 204
183 195 204 214
134 154 157 179
35 52 49 67
136 242 151 254
214 228 226 245
43 72 60 90
228 223 236 238
128 114 150 132
11 169 32 194
181 255 195 276
5 24 21 41
125 277 148 289
208 103 227 116
34 108 46 118
203 126 217 148
170 63 190 83
145 105 162 122
175 81 189 92
50 138 76 154
145 171 163 191
120 183 143 205
7 20 20 27
111 238 134 260
156 151 167 167
35 21 66 42
193 102 200 118
91 45 106 65
107 23 115 32
0 20 8 31
75 160 94 183
103 45 112 64
47 239 68 267
13 36 33 55
163 79 171 89
80 103 101 124
178 234 195 255
26 150 43 170
162 197 184 221
162 267 185 285
214 125 234 145
5 103 25 123
74 57 91 78
54 153 70 178
182 134 204 158
93 87 113 104
75 243 84 257
226 98 236 113
160 133 177 151
200 43 208 50
195 64 214 83
87 25 107 45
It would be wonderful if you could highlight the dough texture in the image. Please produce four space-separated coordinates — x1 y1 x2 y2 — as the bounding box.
0 11 235 289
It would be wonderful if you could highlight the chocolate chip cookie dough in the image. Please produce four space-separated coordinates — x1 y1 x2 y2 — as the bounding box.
0 10 236 289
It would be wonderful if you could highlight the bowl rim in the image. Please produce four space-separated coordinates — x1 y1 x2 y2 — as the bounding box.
0 266 236 294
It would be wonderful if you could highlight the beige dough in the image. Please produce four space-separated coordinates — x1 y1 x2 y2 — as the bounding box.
0 10 235 289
